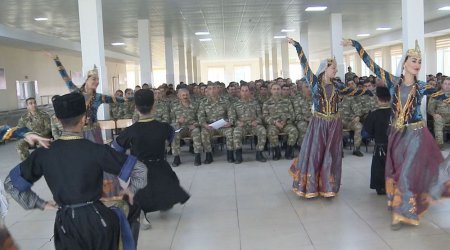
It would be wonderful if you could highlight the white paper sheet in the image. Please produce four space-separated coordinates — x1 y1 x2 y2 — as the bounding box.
208 119 227 129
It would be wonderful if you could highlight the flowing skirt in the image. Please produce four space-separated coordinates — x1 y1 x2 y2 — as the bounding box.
385 125 450 225
289 115 343 198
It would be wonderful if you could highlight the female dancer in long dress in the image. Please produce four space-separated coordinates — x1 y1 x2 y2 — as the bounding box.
287 38 371 198
343 38 450 230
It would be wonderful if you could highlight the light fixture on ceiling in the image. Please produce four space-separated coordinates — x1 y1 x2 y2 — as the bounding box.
281 29 295 33
305 6 327 12
438 6 450 10
199 38 212 42
357 33 370 37
274 36 286 39
111 42 125 46
195 32 210 36
34 17 48 21
376 27 392 31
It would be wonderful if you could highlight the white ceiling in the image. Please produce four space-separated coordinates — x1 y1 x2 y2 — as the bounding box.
0 0 449 68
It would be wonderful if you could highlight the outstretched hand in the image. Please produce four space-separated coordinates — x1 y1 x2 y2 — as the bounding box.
287 37 295 44
341 38 352 47
42 51 57 59
24 133 51 148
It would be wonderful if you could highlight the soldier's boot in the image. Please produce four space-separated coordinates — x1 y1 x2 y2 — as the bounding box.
194 153 202 166
352 147 364 157
172 155 181 167
285 146 294 160
204 152 213 164
272 147 281 160
189 144 195 154
256 151 267 162
227 150 235 163
235 149 243 164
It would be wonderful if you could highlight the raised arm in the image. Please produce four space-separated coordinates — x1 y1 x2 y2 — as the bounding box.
343 39 398 91
288 38 318 87
53 56 80 92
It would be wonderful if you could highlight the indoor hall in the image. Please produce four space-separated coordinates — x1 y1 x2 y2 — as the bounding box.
0 0 450 249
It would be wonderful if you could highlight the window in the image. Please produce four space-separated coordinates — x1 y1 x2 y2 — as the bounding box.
289 63 303 81
153 69 166 87
391 46 403 74
436 36 450 75
234 66 251 82
0 68 5 90
208 67 225 82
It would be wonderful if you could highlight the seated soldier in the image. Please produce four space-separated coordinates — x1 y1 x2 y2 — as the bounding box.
428 77 450 148
16 97 51 160
231 84 267 163
263 84 298 160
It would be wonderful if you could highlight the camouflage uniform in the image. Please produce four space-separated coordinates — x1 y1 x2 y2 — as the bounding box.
292 95 313 144
109 102 125 119
262 97 298 146
16 110 51 160
231 98 266 151
357 94 377 121
170 100 202 155
132 101 170 123
340 96 363 147
50 114 63 140
428 96 450 145
123 101 135 119
198 97 234 152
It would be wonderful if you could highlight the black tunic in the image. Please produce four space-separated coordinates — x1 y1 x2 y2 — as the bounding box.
115 120 190 213
20 138 130 250
363 107 391 191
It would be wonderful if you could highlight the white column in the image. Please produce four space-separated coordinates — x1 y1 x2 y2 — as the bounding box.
193 56 198 83
197 59 202 83
259 57 264 79
381 46 392 73
354 54 362 76
186 45 193 84
402 0 426 119
281 41 290 78
78 0 108 120
264 50 270 80
165 35 175 84
425 37 437 75
330 13 344 80
178 40 186 84
272 45 278 78
138 19 153 86
402 0 425 81
299 22 309 58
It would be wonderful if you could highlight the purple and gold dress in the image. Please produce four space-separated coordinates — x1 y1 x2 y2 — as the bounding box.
351 39 450 226
288 40 371 198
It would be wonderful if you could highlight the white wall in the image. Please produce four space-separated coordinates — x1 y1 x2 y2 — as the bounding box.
0 44 129 111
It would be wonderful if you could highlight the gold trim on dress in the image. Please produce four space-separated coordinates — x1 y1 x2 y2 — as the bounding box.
392 120 425 131
313 112 340 120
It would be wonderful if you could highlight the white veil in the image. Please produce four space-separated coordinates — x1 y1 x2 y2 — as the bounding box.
316 59 329 76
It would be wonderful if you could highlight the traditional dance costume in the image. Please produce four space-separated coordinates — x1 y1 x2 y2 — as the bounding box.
288 40 372 198
350 39 450 226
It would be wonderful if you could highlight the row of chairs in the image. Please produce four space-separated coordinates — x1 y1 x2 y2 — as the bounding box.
98 118 133 144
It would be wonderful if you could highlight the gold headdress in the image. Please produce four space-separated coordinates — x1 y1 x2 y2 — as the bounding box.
406 40 421 59
86 65 98 78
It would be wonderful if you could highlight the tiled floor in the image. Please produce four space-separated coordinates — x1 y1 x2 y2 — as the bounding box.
1 141 450 250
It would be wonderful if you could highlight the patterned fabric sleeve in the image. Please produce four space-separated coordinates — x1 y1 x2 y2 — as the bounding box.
53 56 80 92
1 126 31 142
417 80 438 96
291 40 318 88
430 90 450 104
351 40 399 92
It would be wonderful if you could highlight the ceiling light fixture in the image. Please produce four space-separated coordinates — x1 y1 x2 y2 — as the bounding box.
438 6 450 10
357 33 370 37
199 38 212 42
305 6 327 12
111 42 125 46
34 17 48 21
195 32 210 35
274 36 286 39
281 29 295 33
376 27 392 31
